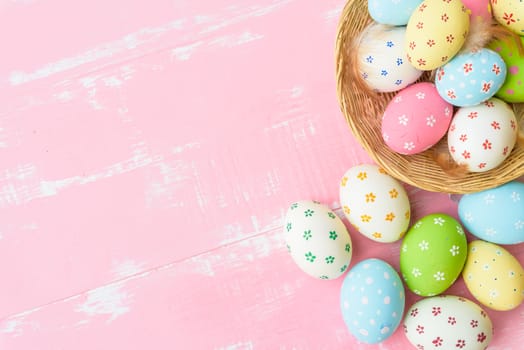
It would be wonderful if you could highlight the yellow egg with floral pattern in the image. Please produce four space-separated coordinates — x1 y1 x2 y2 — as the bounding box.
491 0 524 35
405 0 470 70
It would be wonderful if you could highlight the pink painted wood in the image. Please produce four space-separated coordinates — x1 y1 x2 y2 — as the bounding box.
0 0 523 349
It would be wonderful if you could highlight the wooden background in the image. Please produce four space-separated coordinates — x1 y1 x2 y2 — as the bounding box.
0 0 523 348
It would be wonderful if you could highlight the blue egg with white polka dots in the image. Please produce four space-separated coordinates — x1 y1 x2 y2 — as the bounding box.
458 181 524 245
340 258 405 344
435 48 507 107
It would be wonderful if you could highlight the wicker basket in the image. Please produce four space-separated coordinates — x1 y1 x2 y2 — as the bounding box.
335 0 524 194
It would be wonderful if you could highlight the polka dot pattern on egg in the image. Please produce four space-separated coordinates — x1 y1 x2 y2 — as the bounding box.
459 181 524 244
340 259 405 344
489 36 524 103
463 240 524 311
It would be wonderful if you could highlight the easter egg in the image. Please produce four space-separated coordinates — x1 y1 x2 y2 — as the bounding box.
463 240 524 310
340 259 405 344
382 82 453 154
405 0 470 70
489 36 524 103
357 23 423 92
435 48 507 107
368 0 423 25
462 0 492 21
491 0 524 35
339 164 411 243
283 200 352 280
459 181 524 244
447 98 518 172
404 295 493 350
400 213 467 296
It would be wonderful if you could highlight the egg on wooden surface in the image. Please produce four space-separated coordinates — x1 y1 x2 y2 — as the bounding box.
404 295 493 350
458 181 524 244
463 240 524 311
368 0 423 25
283 201 352 280
491 0 524 35
400 213 467 296
340 259 405 344
447 97 518 172
357 24 423 92
435 48 507 107
489 36 524 103
339 164 411 243
405 0 470 70
382 82 453 155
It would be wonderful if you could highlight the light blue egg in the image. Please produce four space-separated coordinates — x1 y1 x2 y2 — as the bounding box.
368 0 423 25
458 181 524 244
435 48 507 107
340 258 405 344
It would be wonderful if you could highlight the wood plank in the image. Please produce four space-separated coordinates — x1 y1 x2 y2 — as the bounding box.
2 221 524 349
0 0 357 317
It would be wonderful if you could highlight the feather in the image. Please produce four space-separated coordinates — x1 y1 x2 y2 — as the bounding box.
461 17 524 55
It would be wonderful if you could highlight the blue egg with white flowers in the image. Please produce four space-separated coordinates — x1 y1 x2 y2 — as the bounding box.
458 181 524 244
435 48 507 107
340 258 405 344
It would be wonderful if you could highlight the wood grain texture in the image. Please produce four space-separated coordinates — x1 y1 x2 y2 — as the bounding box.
0 0 523 349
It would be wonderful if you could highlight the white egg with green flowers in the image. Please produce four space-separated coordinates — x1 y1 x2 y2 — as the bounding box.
283 200 352 280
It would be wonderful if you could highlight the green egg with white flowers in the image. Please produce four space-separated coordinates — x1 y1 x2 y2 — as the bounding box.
400 213 467 296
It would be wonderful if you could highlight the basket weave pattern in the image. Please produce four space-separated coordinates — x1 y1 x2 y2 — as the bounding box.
335 0 524 194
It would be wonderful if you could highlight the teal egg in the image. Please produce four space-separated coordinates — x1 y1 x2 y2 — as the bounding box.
458 181 524 244
340 259 405 344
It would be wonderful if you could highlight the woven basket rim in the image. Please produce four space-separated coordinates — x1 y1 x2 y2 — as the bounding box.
335 0 524 194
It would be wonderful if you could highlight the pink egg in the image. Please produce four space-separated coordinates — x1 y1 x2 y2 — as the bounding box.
462 0 491 21
381 82 453 155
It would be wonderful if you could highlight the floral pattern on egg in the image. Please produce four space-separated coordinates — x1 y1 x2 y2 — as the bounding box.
435 48 507 107
447 98 518 172
284 201 352 280
358 24 423 92
339 164 410 243
382 82 453 154
400 214 467 296
491 0 524 35
405 0 470 70
404 295 493 350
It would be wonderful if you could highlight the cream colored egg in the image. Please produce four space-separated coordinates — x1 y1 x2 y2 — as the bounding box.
404 295 493 350
284 201 353 280
339 164 411 243
405 0 470 70
447 98 518 172
463 240 524 311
